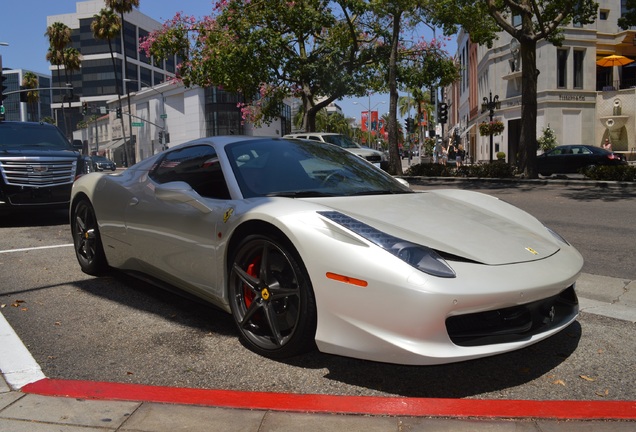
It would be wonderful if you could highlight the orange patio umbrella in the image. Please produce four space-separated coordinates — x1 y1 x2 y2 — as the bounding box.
596 55 634 67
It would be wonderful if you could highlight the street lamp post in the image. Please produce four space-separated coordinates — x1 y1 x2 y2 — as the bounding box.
481 91 500 162
353 94 385 149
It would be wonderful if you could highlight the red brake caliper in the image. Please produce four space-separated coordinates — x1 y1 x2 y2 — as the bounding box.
243 256 261 308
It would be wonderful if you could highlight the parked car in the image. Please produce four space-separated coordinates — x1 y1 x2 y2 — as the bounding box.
71 136 582 365
537 144 627 176
283 132 389 170
0 121 91 214
90 155 117 171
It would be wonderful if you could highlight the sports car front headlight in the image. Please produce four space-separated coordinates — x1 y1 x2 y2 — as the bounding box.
546 226 571 246
318 211 456 278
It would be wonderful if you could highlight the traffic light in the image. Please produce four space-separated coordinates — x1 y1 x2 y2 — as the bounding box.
82 102 88 115
438 102 448 124
0 71 6 120
116 107 122 118
19 86 29 103
404 118 409 133
158 131 164 143
0 71 7 104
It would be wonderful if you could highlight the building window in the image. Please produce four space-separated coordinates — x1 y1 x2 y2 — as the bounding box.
600 10 609 20
573 50 584 89
557 49 568 88
512 14 521 27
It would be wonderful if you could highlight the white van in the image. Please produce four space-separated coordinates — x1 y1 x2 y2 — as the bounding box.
284 132 388 170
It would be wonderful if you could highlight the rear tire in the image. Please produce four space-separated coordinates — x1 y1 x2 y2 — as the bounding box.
71 199 108 275
228 234 317 359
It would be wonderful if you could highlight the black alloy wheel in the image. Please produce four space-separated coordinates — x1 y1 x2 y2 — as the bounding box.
72 199 107 275
229 234 317 359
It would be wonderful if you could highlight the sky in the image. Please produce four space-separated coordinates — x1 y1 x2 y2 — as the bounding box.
0 0 451 124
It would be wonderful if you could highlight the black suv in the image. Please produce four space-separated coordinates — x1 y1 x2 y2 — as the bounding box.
0 121 91 213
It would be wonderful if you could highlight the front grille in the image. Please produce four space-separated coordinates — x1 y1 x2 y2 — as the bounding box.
446 286 578 347
0 157 77 188
365 155 382 163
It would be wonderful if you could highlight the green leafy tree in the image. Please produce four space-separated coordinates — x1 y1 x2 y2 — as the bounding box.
140 1 376 133
427 0 597 178
359 1 459 174
618 0 636 29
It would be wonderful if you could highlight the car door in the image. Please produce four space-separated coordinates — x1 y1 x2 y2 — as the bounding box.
538 147 563 174
124 144 232 300
570 145 595 170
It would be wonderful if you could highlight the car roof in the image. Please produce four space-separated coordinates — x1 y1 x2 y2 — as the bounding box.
0 121 58 129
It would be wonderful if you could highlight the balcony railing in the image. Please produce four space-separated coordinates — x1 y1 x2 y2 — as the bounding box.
597 78 636 91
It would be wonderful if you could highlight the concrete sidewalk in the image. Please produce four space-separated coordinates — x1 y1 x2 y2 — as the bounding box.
1 272 636 431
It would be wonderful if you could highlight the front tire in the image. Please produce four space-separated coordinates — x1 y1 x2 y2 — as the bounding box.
228 234 317 359
71 199 108 275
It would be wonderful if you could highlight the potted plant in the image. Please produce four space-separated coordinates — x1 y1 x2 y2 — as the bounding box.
479 120 505 136
537 125 558 152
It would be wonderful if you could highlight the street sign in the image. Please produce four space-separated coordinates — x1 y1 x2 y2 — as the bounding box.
160 114 167 119
132 122 144 127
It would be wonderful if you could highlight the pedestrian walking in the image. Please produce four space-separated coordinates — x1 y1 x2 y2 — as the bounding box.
456 144 465 167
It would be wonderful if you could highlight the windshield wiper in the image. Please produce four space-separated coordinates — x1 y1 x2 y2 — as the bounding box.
265 191 337 198
349 190 413 196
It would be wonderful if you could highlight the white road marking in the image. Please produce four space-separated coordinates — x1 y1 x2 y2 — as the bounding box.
0 244 74 254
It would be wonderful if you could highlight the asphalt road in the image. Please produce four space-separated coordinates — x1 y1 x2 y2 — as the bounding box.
1 182 635 401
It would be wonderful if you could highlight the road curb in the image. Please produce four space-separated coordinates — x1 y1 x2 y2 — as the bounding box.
19 378 636 420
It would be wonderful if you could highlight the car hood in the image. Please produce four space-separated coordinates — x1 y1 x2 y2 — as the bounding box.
0 148 79 158
349 147 383 157
309 190 560 266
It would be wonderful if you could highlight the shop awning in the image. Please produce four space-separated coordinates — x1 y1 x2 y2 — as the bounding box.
462 123 476 137
100 139 126 151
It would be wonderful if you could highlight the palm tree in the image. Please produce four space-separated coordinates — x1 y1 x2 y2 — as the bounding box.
63 47 82 109
398 95 416 119
45 22 71 132
106 0 140 165
21 72 40 121
91 8 128 164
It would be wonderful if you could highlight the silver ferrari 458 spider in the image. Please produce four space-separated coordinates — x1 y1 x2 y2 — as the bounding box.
70 136 583 365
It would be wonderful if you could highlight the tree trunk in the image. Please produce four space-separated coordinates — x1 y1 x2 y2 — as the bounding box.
387 11 402 175
519 39 538 178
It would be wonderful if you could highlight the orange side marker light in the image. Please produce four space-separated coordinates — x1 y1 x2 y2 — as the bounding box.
326 272 368 287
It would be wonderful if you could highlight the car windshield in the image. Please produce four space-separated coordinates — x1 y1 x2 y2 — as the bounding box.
320 134 360 149
91 156 111 162
226 138 411 198
0 123 72 150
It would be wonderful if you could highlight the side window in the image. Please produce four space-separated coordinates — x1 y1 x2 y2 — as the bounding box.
150 145 231 199
557 49 568 89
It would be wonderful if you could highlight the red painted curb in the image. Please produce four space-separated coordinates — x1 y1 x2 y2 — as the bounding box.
22 378 636 420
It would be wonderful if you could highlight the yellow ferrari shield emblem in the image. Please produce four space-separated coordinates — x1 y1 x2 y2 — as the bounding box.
223 208 234 223
525 247 539 255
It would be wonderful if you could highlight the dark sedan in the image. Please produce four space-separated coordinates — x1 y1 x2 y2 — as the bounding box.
537 144 627 176
90 155 116 171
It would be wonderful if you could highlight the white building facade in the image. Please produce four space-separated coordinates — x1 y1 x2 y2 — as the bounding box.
450 0 636 164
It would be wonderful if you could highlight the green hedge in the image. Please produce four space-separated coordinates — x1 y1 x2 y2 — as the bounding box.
404 162 635 182
404 162 517 179
580 165 636 182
